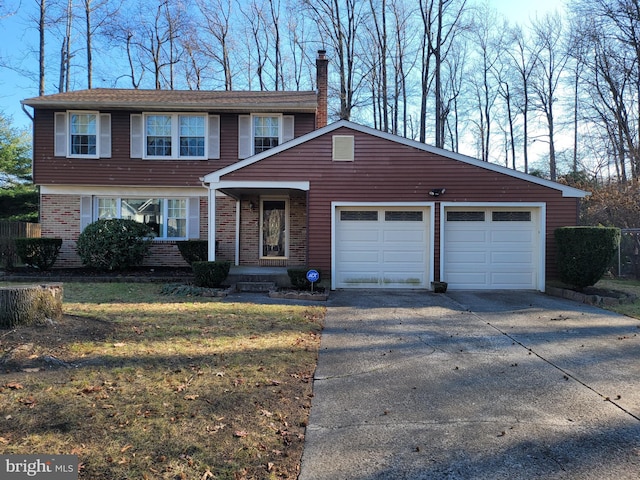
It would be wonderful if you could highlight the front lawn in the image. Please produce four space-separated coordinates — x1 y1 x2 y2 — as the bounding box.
0 282 325 479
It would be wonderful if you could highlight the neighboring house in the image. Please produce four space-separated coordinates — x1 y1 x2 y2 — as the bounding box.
22 51 587 291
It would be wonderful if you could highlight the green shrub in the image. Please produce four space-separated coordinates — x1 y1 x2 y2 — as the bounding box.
192 261 231 288
0 237 18 270
76 219 153 271
287 268 321 290
176 240 208 265
14 238 63 270
555 226 620 289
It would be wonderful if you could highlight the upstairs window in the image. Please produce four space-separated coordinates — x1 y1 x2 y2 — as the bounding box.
54 111 111 158
131 113 219 160
179 116 205 157
238 114 294 159
70 113 97 156
254 116 280 153
146 115 173 157
143 114 206 159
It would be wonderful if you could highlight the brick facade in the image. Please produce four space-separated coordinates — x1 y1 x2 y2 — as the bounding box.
40 193 307 268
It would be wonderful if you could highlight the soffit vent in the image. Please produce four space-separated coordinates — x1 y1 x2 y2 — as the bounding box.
333 135 354 161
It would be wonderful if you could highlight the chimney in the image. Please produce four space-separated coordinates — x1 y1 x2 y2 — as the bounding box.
316 49 329 129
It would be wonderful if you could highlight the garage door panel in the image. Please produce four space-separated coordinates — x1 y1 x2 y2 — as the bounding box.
381 271 427 286
490 272 535 286
491 251 533 264
446 251 489 264
383 250 426 263
383 229 425 242
335 207 429 289
491 230 533 242
446 230 488 243
443 208 539 290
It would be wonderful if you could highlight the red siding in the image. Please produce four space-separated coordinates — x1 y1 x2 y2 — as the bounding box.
220 127 581 280
33 109 316 187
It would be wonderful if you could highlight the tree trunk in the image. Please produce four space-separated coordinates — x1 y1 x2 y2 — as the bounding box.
0 284 63 328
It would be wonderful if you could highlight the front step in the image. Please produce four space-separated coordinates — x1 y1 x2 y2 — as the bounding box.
235 281 276 293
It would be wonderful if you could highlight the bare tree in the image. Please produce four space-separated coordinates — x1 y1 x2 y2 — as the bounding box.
197 0 234 90
505 25 540 174
302 0 368 120
418 0 468 147
529 12 570 181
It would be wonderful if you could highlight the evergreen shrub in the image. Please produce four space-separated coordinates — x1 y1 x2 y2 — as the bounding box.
192 261 231 288
555 226 620 289
14 237 62 270
76 219 153 271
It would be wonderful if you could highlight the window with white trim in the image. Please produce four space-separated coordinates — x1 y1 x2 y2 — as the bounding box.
238 114 294 159
55 111 111 158
95 197 189 239
70 113 97 156
141 114 208 159
254 116 280 153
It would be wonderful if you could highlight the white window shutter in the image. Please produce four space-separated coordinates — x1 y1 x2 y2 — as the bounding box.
130 114 143 158
208 115 220 159
80 196 93 231
99 113 111 158
238 115 252 159
283 115 294 143
54 112 67 157
187 197 200 239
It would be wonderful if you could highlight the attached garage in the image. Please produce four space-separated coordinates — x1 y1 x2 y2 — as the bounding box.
332 204 432 289
441 204 545 290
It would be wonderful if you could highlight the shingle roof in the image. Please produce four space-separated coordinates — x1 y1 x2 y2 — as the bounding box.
22 88 318 112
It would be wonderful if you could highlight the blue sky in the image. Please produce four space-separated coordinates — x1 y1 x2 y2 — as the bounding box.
0 0 564 132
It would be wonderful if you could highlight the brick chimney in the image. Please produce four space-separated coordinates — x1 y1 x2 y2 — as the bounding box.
316 49 329 129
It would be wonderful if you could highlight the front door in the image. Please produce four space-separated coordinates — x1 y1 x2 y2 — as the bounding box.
261 198 288 259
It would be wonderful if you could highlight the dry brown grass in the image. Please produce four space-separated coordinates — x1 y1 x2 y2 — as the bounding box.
0 282 325 479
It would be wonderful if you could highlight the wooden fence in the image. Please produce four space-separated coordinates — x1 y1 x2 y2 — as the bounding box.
0 222 41 268
0 221 41 238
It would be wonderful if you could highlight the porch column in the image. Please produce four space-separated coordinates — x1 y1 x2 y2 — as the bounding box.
208 187 216 261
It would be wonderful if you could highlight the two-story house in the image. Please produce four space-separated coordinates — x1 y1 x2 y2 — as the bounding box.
22 51 587 291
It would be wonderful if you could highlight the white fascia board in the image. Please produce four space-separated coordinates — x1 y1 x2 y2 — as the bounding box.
211 180 310 191
40 185 208 196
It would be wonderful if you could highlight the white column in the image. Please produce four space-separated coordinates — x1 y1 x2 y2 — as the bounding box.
208 188 216 261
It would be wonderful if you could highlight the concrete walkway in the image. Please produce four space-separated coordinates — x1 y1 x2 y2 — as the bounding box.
299 290 640 480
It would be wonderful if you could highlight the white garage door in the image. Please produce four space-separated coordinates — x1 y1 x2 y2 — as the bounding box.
335 207 429 288
443 208 539 289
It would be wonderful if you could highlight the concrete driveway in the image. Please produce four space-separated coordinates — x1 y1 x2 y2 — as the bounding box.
298 290 640 480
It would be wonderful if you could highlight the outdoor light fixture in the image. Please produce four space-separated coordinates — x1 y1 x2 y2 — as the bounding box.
429 188 446 197
249 201 256 211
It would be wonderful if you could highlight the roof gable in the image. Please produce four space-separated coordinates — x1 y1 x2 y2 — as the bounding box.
203 119 589 198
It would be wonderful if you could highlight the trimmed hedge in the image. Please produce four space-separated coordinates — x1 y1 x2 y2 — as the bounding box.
555 226 620 289
76 219 153 271
192 261 231 288
14 238 63 270
287 268 321 290
176 240 208 265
